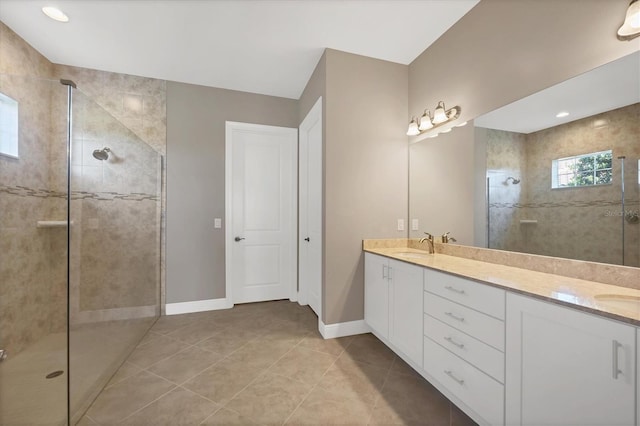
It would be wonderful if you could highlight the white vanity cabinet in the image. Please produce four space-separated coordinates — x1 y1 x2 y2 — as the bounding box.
364 253 423 367
423 269 506 426
506 293 636 426
364 253 390 339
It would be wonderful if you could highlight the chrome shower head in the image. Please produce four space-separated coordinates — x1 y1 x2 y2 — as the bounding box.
506 176 521 185
92 147 110 161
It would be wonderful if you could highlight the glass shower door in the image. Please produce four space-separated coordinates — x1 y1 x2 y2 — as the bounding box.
68 90 161 423
0 76 71 425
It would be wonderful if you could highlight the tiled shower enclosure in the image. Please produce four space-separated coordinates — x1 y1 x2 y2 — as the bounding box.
0 74 162 425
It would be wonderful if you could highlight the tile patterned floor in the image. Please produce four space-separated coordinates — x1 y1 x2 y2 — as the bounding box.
79 301 478 425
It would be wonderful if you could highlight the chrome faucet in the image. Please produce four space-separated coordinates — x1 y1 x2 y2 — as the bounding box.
441 232 457 244
419 232 435 254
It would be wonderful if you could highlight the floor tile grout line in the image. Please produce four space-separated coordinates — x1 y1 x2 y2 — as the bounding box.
134 330 248 376
365 354 397 425
198 405 226 425
113 382 178 424
280 343 345 426
282 357 339 425
178 384 225 406
218 339 301 412
163 355 226 387
83 413 100 425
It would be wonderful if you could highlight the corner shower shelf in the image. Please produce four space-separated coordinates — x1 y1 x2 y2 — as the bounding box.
37 221 72 228
519 220 538 224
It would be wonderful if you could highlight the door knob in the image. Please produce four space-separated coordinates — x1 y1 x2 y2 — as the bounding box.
234 236 245 242
304 237 310 242
0 349 7 362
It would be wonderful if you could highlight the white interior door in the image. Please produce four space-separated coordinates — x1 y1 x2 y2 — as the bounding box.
226 122 297 304
299 98 322 318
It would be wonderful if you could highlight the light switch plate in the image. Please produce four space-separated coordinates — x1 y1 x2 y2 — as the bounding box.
412 219 419 231
397 219 405 231
214 218 222 228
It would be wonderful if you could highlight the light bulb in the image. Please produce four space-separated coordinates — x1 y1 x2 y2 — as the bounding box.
432 101 448 124
406 118 420 136
418 110 433 131
618 0 640 37
42 7 69 22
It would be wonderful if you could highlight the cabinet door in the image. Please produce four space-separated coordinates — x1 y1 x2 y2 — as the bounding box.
388 259 424 366
506 293 636 426
364 253 389 339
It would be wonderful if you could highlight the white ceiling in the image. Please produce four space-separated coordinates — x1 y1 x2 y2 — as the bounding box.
474 50 640 134
0 0 479 99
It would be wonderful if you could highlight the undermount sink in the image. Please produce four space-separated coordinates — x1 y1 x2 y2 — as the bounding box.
394 251 430 259
594 294 640 311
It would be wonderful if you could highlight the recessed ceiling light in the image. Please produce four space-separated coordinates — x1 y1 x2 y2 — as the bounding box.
556 111 570 118
42 6 69 23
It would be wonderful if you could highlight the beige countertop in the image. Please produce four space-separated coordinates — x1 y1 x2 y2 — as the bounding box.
364 245 640 326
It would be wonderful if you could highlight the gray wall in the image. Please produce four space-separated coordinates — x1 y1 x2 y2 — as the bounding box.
323 49 408 324
166 82 298 303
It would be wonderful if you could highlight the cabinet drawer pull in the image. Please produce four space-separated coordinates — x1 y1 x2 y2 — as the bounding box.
445 312 465 322
444 336 465 349
612 340 622 379
445 285 465 295
382 264 388 279
444 370 465 385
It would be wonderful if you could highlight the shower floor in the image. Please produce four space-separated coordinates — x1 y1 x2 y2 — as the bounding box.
0 317 155 426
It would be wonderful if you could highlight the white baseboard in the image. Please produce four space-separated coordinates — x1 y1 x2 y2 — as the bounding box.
319 319 370 339
166 298 233 315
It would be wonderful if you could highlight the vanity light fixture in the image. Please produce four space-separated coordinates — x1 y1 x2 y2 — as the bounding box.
556 111 570 118
406 101 461 136
42 6 69 22
618 0 640 40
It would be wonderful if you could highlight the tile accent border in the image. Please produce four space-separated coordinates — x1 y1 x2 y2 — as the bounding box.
0 184 158 201
165 298 233 315
490 199 639 209
318 319 370 339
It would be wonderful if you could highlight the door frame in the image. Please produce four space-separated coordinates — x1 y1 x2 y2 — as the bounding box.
297 97 323 318
225 121 298 305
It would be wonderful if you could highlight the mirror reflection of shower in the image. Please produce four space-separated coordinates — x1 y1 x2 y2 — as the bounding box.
92 147 110 161
506 176 520 185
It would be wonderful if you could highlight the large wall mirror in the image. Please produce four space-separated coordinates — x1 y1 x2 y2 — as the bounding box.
409 50 639 267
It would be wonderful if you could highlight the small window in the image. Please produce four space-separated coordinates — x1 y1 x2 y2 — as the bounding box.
0 92 18 159
552 150 612 188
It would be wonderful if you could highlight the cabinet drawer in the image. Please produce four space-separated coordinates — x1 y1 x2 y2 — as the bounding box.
424 292 504 351
424 269 505 320
424 336 504 426
424 314 504 383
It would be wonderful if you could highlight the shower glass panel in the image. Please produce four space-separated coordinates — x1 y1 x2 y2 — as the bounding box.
0 75 70 425
68 90 161 422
